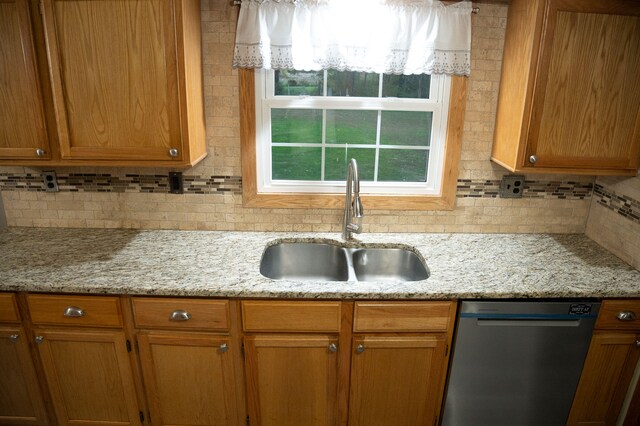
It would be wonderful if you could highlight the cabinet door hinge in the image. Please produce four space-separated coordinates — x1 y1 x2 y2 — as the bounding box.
241 342 245 358
246 415 250 426
126 339 132 353
139 411 144 423
445 344 449 357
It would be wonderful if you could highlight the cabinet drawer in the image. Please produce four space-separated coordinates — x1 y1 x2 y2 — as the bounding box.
242 301 341 332
0 293 20 323
132 298 229 331
28 294 122 328
353 301 454 332
596 300 640 331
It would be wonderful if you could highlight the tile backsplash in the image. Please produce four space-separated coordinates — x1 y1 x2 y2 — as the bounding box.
586 176 640 269
0 2 605 234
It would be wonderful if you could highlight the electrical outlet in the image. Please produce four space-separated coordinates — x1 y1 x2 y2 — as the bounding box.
42 171 59 192
499 175 524 198
169 172 184 194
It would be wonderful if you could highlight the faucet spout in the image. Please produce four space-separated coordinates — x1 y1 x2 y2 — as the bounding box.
342 158 364 240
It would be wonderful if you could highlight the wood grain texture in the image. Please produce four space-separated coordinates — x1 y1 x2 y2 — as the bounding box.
137 332 240 426
596 299 640 331
348 334 447 426
132 297 230 331
492 0 640 175
0 293 20 323
0 0 51 159
244 334 339 426
566 331 640 426
491 0 545 169
27 294 122 328
0 326 48 426
622 375 640 426
353 301 454 332
241 300 341 332
530 4 640 170
240 70 466 211
34 328 141 425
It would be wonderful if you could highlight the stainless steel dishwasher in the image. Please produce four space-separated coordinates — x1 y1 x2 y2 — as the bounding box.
442 300 600 426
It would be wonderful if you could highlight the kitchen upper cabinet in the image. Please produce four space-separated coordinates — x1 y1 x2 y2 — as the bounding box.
132 298 244 426
0 294 48 426
0 0 52 161
491 0 640 176
567 299 640 425
27 294 143 426
0 0 206 168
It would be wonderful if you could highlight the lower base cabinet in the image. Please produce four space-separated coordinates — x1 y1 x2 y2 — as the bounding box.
348 335 448 426
241 300 456 426
0 325 48 426
137 332 241 426
567 300 640 426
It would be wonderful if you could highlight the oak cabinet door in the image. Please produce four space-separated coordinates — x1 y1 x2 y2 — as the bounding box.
0 326 48 426
42 0 183 162
244 334 340 426
137 332 242 426
567 332 640 426
33 329 141 426
0 0 51 161
348 334 448 426
525 0 640 172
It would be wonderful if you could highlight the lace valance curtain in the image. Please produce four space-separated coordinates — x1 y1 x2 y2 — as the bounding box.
233 0 472 76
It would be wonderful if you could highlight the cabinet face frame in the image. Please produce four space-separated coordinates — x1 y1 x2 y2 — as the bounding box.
0 325 49 426
0 0 52 160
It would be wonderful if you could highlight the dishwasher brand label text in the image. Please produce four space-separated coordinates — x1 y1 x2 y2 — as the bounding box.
569 304 592 316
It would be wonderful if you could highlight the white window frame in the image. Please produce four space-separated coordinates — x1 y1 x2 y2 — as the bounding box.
254 69 451 195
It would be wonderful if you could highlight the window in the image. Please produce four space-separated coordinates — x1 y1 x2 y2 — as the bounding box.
240 69 466 211
255 69 451 196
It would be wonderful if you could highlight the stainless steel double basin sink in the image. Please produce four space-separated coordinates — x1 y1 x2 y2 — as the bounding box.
259 241 429 282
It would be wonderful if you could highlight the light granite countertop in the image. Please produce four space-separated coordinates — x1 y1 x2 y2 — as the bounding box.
0 228 638 299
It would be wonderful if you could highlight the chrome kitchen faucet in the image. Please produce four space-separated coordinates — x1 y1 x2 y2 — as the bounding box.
342 158 364 240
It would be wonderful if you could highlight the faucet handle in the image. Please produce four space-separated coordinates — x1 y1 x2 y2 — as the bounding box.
346 223 362 234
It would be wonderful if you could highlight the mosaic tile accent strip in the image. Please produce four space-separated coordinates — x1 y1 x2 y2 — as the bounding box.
0 173 591 200
0 173 243 195
593 184 640 225
456 179 593 200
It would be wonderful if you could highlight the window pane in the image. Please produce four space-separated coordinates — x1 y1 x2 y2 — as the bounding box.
274 70 323 96
325 148 375 181
380 111 432 146
272 146 322 180
378 149 429 182
326 110 377 145
272 109 322 143
382 74 430 99
327 71 379 97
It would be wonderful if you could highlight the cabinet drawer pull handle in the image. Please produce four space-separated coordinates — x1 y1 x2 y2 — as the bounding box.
219 343 228 353
35 336 44 344
529 155 537 164
168 148 179 157
356 344 365 354
35 148 46 157
328 343 338 353
63 306 85 317
170 310 191 321
636 339 640 348
9 334 19 342
616 311 636 321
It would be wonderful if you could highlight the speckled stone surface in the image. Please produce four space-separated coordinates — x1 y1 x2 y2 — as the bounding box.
0 228 638 299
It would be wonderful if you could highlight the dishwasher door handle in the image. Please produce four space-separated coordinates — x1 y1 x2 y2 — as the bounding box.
476 319 581 327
